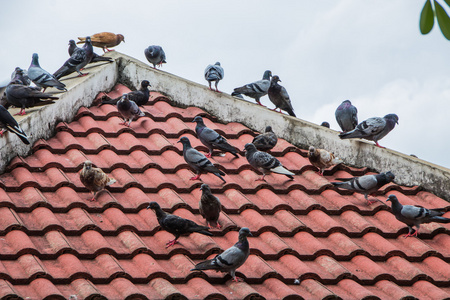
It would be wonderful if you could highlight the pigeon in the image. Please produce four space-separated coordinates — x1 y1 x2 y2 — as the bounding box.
0 105 29 144
147 201 213 248
231 92 244 99
204 62 224 92
335 100 358 132
339 114 399 148
191 227 252 282
5 80 57 115
28 53 66 92
192 116 239 158
386 194 450 238
99 80 151 106
267 75 296 117
233 70 272 106
11 67 31 86
117 93 145 127
77 32 124 52
178 136 226 183
244 143 294 181
144 45 166 68
199 184 222 229
53 36 94 79
308 146 343 175
332 171 395 204
252 126 277 151
321 122 330 128
69 40 113 63
79 160 116 201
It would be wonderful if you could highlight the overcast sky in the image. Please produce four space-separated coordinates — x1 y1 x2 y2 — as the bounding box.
1 1 449 168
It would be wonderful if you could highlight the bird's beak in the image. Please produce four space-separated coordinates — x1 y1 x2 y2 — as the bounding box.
248 232 253 236
177 140 181 143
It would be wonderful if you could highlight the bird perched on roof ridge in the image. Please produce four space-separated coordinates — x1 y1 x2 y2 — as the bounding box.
199 184 222 229
267 75 296 117
144 45 166 69
68 40 113 63
54 36 94 79
335 100 358 132
191 227 252 282
77 32 124 52
99 80 151 106
28 53 66 92
252 126 277 151
204 62 224 92
147 201 213 248
308 146 343 175
0 105 29 144
117 93 145 127
233 70 272 106
386 194 450 238
79 160 116 201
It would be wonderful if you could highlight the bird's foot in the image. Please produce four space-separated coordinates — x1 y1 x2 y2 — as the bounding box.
106 48 114 52
190 175 201 181
367 198 377 205
216 223 222 229
257 102 266 107
205 152 212 158
88 197 96 202
0 129 4 136
77 73 89 77
118 121 130 127
403 230 418 238
165 239 178 248
232 276 244 282
375 142 385 148
215 89 221 93
14 110 26 116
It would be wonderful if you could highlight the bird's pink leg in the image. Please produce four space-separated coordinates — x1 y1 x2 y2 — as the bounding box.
165 239 179 248
77 73 89 77
190 174 201 181
205 152 212 158
216 223 222 229
375 142 385 148
255 174 266 181
232 276 244 282
14 108 26 116
0 129 5 136
119 120 130 127
88 192 96 202
256 101 266 107
106 48 114 52
403 229 418 238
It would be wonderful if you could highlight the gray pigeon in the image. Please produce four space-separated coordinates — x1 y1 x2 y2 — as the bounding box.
199 184 222 229
117 93 145 127
252 126 277 151
386 195 450 238
204 62 224 92
147 201 212 248
332 171 395 204
233 70 272 106
5 80 58 115
178 136 226 183
28 53 66 92
53 36 94 79
68 40 113 63
192 116 239 158
339 114 399 148
191 227 252 282
99 80 151 106
244 143 294 181
144 45 166 68
267 75 296 117
335 100 358 132
0 105 29 144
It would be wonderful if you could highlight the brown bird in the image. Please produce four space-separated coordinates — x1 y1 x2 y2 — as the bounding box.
80 160 116 201
308 146 343 175
77 32 125 52
199 184 222 229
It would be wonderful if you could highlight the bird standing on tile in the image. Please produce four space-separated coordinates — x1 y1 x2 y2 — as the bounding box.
77 32 124 52
117 93 145 127
0 105 29 144
335 100 358 132
233 70 272 106
191 227 252 282
53 36 94 79
267 75 296 117
144 45 166 69
147 201 213 248
252 126 277 151
199 184 222 229
204 62 224 92
68 40 113 63
192 116 239 158
339 114 399 148
308 146 343 176
386 194 450 238
28 53 66 92
244 143 294 181
79 160 116 201
332 171 395 204
178 136 226 183
5 80 58 115
99 80 151 106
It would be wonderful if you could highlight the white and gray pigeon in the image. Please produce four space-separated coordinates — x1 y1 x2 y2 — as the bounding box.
244 143 294 181
192 116 239 158
332 171 395 204
53 36 94 79
267 75 296 117
233 70 272 106
178 136 226 183
204 62 224 92
339 114 399 148
199 184 222 229
335 100 358 132
0 105 29 144
68 40 113 63
191 227 252 282
117 93 145 127
28 53 66 92
144 45 166 68
252 126 277 151
386 194 450 238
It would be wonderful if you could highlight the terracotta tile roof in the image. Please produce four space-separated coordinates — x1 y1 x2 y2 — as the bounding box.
0 83 449 300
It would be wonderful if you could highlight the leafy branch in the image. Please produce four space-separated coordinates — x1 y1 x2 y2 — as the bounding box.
420 0 450 39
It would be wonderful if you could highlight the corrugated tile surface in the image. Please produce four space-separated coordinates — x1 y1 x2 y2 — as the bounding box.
0 84 449 300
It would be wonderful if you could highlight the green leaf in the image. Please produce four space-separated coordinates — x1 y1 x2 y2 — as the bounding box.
434 0 450 39
420 0 435 34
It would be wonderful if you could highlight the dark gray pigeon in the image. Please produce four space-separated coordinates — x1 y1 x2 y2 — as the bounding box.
117 93 145 127
267 75 296 117
68 39 113 63
144 45 166 68
332 171 395 204
335 100 358 132
53 36 94 79
192 116 239 158
199 184 222 229
233 70 272 106
191 227 252 282
28 53 66 92
147 201 212 248
5 80 58 115
0 105 29 144
178 136 226 183
204 62 224 92
252 126 277 151
231 91 244 99
386 194 450 238
99 80 151 106
339 114 399 148
244 143 294 181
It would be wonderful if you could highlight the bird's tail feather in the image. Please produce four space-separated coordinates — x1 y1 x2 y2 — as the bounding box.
431 216 450 223
339 130 363 139
7 125 30 144
197 230 213 236
191 259 218 271
106 178 116 186
287 108 296 117
270 166 295 176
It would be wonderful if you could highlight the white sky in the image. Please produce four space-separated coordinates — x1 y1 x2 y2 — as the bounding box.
1 0 449 168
